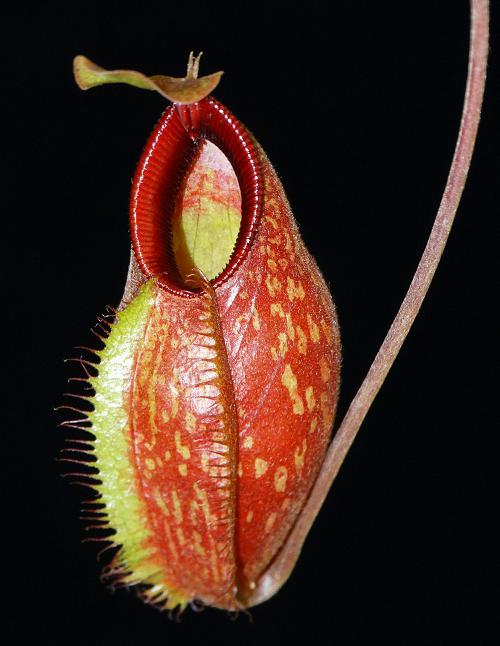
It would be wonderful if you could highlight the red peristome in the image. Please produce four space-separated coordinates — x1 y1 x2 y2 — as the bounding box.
130 98 262 297
123 96 340 609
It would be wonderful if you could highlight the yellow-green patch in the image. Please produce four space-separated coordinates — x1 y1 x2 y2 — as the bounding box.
87 280 187 609
173 194 241 281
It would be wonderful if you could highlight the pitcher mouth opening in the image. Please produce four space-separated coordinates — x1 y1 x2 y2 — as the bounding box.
130 98 263 297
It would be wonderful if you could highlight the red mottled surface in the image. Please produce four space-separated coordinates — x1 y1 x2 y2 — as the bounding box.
174 141 241 213
217 154 340 593
125 98 340 608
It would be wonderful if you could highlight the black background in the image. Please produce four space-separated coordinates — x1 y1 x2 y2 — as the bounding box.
5 1 498 644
